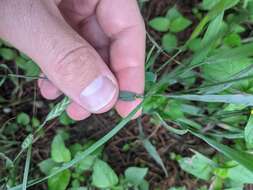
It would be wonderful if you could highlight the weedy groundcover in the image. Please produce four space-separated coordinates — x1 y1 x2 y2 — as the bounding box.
1 0 253 189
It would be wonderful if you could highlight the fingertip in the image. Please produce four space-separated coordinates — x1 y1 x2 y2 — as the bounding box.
38 78 62 100
66 102 91 121
115 99 142 119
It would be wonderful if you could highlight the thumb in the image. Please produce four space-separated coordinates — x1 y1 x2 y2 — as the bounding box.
0 0 118 113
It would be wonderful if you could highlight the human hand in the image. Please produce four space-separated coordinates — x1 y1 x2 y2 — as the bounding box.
0 0 146 120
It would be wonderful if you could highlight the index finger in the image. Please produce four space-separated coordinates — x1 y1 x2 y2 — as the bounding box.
96 0 146 117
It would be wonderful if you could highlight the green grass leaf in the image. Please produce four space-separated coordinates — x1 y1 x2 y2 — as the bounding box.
21 134 33 150
9 102 143 190
119 91 143 101
190 131 253 173
92 159 118 188
189 0 240 42
166 94 253 106
51 134 71 163
22 146 32 190
207 43 253 62
119 91 138 101
149 17 170 32
201 12 224 47
244 113 253 148
143 139 168 176
155 112 188 135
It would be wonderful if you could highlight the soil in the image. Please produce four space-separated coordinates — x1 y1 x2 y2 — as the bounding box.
0 1 221 190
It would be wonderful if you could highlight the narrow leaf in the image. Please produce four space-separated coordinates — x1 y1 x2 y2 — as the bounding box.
190 131 253 172
244 113 253 148
166 94 253 106
9 102 143 190
22 146 32 190
143 139 168 177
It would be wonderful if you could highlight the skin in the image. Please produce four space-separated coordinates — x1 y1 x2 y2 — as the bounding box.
0 0 146 120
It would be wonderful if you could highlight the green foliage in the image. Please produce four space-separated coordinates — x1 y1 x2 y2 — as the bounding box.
149 17 170 32
226 162 253 184
124 167 148 186
166 6 182 20
142 138 168 176
14 56 40 77
48 168 71 190
162 33 178 53
169 17 192 33
51 134 71 163
169 187 186 190
200 0 220 10
39 159 58 175
92 159 119 189
178 151 215 180
202 58 253 90
4 1 253 190
0 48 17 61
244 113 253 148
16 113 30 126
31 117 40 128
119 91 140 101
149 6 191 54
224 33 241 47
59 112 75 126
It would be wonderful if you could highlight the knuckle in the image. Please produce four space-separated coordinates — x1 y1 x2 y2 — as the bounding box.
52 46 98 85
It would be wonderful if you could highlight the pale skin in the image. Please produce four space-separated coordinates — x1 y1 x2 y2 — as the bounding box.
0 0 146 120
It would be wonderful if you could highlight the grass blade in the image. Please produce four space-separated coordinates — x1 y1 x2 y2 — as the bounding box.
143 139 168 177
190 130 253 173
244 113 253 148
165 94 253 106
138 118 168 177
9 102 143 190
155 112 188 135
22 146 32 190
188 0 239 42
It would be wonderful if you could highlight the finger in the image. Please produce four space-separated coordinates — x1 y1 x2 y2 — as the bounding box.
38 74 62 100
96 0 146 117
79 15 110 63
66 102 91 121
0 0 119 114
59 2 110 63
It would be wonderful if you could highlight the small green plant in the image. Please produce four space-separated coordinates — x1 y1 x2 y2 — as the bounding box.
38 132 149 190
3 0 253 189
149 6 192 52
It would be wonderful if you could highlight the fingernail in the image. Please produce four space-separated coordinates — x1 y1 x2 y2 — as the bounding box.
80 76 117 112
